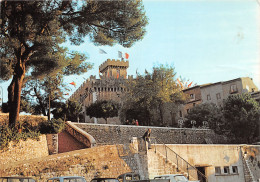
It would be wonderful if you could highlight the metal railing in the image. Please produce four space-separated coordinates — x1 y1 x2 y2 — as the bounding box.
152 138 208 182
94 136 207 182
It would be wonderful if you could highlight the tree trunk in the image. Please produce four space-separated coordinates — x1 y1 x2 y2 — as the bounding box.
33 87 47 116
48 92 51 120
8 62 25 128
159 102 164 126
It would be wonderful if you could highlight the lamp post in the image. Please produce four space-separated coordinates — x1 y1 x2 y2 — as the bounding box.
202 121 208 128
191 120 196 128
178 119 184 128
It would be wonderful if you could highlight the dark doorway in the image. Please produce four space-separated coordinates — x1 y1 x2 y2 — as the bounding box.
196 167 206 182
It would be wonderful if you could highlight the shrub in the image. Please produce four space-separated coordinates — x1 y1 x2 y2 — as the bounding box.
0 123 40 150
39 118 65 134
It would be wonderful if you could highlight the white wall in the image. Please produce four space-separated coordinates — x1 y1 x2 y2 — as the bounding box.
147 144 245 182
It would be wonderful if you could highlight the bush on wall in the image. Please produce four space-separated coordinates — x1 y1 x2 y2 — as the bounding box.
39 118 65 134
0 116 65 150
0 123 40 150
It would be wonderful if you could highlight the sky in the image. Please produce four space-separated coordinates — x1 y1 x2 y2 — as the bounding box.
1 0 260 103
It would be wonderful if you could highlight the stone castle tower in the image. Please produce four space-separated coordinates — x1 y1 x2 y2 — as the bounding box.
69 59 132 124
99 59 129 79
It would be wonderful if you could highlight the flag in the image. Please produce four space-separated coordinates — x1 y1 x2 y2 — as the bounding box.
69 82 76 87
188 81 193 88
125 52 129 59
177 78 183 89
99 49 107 54
118 51 122 58
117 70 119 79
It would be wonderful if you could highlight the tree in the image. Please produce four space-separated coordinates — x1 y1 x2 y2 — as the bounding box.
221 93 260 143
122 64 185 126
120 103 150 126
21 71 92 120
0 1 148 128
86 100 119 124
52 100 83 123
184 103 223 129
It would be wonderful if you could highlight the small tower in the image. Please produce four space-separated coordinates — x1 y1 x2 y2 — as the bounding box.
99 59 129 79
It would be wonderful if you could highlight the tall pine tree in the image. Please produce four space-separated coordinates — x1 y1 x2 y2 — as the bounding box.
0 1 148 128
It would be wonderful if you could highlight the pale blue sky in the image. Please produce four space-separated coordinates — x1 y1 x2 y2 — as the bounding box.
1 0 260 102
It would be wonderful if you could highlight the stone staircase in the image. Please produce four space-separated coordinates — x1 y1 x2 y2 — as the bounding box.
242 156 256 182
156 150 189 176
151 138 207 182
154 149 197 181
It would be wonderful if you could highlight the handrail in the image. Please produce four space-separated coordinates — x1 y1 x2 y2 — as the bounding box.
95 137 207 181
154 138 208 182
240 148 256 182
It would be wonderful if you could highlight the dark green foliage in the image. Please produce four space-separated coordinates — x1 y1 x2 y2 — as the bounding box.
125 106 150 126
185 103 223 129
52 100 82 122
86 100 119 123
39 118 65 134
185 94 260 144
0 123 40 150
222 93 260 143
1 102 8 113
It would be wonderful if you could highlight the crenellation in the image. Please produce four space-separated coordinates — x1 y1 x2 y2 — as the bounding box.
99 59 129 73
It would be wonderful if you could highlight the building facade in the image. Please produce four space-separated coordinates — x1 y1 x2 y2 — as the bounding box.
181 77 258 118
181 86 202 117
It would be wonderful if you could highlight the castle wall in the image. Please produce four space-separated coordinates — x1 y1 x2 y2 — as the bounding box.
74 123 228 145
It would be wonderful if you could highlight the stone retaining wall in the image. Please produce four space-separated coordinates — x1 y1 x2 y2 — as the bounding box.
74 123 227 144
66 121 96 147
0 135 49 168
0 145 147 182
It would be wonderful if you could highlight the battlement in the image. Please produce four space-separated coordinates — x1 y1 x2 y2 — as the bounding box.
99 59 129 73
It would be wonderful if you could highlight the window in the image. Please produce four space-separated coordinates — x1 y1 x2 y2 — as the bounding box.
207 94 211 100
118 176 123 182
216 93 221 100
125 174 132 181
174 176 188 181
230 84 237 93
133 174 140 180
190 93 195 100
232 166 238 174
215 167 221 175
223 166 230 174
193 103 196 107
64 178 85 182
186 109 190 114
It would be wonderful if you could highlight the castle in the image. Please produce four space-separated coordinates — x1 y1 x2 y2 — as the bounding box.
69 59 132 124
